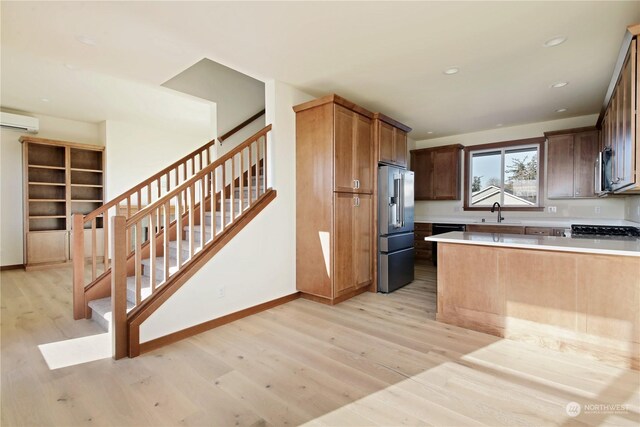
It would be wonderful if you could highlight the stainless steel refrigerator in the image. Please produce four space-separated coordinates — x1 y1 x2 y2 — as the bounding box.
378 165 415 293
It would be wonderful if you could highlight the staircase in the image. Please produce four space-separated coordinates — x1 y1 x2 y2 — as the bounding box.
72 125 275 358
86 180 263 330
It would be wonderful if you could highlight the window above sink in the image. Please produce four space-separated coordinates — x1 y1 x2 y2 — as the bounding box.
464 137 546 212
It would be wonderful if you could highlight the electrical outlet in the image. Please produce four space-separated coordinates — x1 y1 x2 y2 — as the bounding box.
547 206 557 213
215 285 225 298
595 206 601 214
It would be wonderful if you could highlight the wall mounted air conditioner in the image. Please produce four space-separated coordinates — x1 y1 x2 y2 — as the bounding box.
0 112 39 133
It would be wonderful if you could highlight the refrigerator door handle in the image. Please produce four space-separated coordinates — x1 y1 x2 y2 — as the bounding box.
400 174 405 227
394 177 402 228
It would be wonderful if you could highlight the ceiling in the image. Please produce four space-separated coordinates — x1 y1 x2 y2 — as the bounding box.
1 1 639 140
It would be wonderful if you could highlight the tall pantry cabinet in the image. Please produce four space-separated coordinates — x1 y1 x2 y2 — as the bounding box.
294 95 374 304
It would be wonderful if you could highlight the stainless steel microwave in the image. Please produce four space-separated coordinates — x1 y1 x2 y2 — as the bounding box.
595 146 612 195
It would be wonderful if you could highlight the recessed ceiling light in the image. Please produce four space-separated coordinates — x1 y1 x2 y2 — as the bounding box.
550 81 569 88
543 36 567 48
496 123 503 127
41 98 50 103
76 35 97 46
427 131 434 134
443 67 460 75
555 108 568 113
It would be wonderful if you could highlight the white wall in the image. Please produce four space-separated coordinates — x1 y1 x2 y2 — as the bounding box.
139 81 313 342
0 111 101 266
625 196 640 223
103 120 213 200
413 114 629 220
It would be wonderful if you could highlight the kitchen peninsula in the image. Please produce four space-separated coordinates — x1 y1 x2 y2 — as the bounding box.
426 231 640 369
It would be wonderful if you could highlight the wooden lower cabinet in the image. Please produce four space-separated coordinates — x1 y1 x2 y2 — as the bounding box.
437 243 640 369
26 231 68 265
334 193 373 297
414 223 433 260
466 224 525 234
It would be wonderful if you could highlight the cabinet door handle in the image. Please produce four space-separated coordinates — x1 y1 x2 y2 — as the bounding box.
353 179 358 189
356 179 360 189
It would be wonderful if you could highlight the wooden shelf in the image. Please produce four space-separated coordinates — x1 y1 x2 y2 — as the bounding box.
70 167 103 173
29 182 66 186
28 164 65 171
22 137 105 267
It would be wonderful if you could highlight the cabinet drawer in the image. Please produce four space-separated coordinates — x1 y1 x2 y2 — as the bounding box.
415 231 432 241
415 249 432 260
414 240 432 250
525 227 553 236
415 222 433 232
466 224 525 234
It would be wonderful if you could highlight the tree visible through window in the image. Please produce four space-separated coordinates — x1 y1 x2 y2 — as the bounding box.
468 144 540 208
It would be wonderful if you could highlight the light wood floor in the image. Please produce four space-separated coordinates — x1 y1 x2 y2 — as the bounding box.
2 262 639 426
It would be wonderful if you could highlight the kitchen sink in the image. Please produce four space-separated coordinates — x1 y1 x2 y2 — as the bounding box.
472 219 522 224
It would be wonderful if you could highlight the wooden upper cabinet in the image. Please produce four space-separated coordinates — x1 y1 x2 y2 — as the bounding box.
573 131 599 198
373 113 411 168
354 112 373 193
597 30 639 194
378 121 395 164
334 105 356 192
410 144 463 200
333 104 373 193
546 134 575 198
546 128 599 199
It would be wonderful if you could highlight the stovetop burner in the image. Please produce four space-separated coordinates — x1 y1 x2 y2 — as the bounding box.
571 224 640 238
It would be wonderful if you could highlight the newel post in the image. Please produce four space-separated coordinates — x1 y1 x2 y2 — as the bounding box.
111 215 128 360
72 214 86 320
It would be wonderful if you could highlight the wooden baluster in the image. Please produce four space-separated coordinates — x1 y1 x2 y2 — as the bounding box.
189 184 195 258
147 184 151 207
231 156 235 221
136 189 141 214
174 167 179 188
126 197 132 252
165 172 170 192
163 202 170 282
240 150 244 213
199 178 205 248
210 170 216 240
255 140 260 196
191 156 195 175
72 214 86 320
221 164 226 230
176 192 182 269
103 210 110 270
198 152 203 171
156 178 161 198
111 215 127 360
135 221 142 305
248 144 252 205
91 219 97 281
149 208 157 292
262 135 267 192
182 162 187 181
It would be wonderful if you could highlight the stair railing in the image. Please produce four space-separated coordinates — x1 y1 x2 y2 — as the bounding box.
110 125 271 358
72 138 216 319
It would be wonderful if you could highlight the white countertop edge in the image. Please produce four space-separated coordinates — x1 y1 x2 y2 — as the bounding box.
414 216 640 228
425 232 640 257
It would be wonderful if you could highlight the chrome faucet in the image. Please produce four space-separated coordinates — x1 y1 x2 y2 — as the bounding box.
491 202 504 223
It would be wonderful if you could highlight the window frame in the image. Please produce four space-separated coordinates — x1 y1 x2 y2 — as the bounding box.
463 137 546 212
